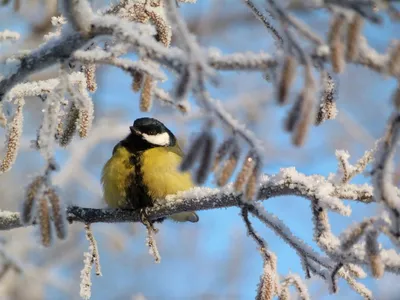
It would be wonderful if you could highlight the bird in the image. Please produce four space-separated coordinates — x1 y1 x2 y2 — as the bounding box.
101 117 199 226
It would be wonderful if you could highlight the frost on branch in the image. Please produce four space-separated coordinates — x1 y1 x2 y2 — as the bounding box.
80 224 102 300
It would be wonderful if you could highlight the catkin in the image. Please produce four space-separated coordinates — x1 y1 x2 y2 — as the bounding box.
0 98 24 173
285 95 302 132
365 230 384 278
180 132 207 172
132 71 144 92
84 64 97 93
0 103 7 128
213 136 236 171
392 82 400 111
174 67 191 104
47 188 67 240
329 15 346 73
195 132 215 184
140 76 154 112
346 14 363 61
315 72 337 125
388 43 400 76
22 176 45 225
279 288 290 300
278 55 297 105
59 103 79 147
234 150 257 192
217 143 240 187
245 166 259 201
147 10 172 47
39 197 52 247
78 99 94 139
292 65 315 147
331 39 345 74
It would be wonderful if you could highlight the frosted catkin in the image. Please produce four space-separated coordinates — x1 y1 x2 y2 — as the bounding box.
0 98 24 173
340 221 370 251
245 167 259 201
365 230 384 278
392 82 400 111
84 64 97 93
132 71 143 92
217 143 240 187
195 132 215 184
22 176 45 224
346 14 363 61
388 43 400 76
213 136 236 171
180 132 207 171
234 150 257 192
278 55 297 105
279 287 290 300
329 15 346 73
78 98 94 139
140 76 154 112
47 188 67 240
292 67 315 147
285 94 302 132
39 197 52 247
315 72 337 125
59 103 79 147
174 67 191 104
0 103 7 128
146 10 171 47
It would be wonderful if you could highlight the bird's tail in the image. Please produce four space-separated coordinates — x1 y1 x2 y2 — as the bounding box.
169 212 199 223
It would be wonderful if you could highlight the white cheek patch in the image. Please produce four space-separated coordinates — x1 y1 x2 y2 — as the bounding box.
142 132 170 146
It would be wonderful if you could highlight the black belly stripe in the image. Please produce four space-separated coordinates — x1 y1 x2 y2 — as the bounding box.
126 152 154 209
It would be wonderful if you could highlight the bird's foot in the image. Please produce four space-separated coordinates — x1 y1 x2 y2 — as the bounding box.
139 208 158 234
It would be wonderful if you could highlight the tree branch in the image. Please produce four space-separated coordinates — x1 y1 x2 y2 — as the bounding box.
0 168 372 231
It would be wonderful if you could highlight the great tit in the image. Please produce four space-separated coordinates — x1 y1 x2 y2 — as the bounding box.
101 117 199 223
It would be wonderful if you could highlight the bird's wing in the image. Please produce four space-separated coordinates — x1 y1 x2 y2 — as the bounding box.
168 143 185 157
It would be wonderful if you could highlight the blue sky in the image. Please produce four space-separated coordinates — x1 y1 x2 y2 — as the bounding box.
1 0 400 299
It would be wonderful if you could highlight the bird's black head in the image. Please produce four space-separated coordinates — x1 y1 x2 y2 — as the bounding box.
124 118 176 151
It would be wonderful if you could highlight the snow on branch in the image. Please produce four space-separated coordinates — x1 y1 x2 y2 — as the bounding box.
0 164 396 297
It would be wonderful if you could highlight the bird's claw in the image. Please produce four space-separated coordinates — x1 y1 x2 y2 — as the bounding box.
140 207 158 234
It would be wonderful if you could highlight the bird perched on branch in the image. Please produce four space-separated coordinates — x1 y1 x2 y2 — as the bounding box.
101 117 199 227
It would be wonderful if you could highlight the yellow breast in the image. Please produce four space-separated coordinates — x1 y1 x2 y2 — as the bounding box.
101 146 133 208
141 147 193 200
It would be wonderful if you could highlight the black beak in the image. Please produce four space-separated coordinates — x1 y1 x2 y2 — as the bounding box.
129 126 140 135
